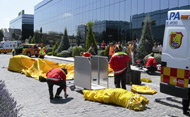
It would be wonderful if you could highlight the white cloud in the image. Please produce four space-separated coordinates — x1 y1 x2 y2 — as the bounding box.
63 13 73 18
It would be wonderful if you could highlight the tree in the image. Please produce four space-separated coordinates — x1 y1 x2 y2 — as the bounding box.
18 35 22 40
52 41 59 55
135 14 154 61
85 21 97 53
76 30 81 46
40 27 43 43
28 36 32 43
31 36 36 43
0 29 3 41
57 28 70 52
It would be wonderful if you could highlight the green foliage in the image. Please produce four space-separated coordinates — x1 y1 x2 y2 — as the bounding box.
104 45 110 57
40 27 43 43
47 52 53 56
18 35 22 40
67 46 73 56
40 38 43 43
124 49 129 55
85 21 98 53
88 48 96 55
98 50 105 56
28 36 32 43
31 36 36 43
57 28 70 53
54 49 59 56
60 50 70 57
72 46 84 57
0 29 3 41
144 53 161 65
76 31 81 46
57 53 61 57
46 47 53 53
135 14 154 60
52 42 58 55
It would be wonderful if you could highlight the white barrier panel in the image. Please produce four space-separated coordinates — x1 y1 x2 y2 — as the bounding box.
74 56 108 90
74 56 91 89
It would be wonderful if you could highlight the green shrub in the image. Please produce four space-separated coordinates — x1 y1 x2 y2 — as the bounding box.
72 46 84 57
60 50 70 57
143 53 161 65
52 42 58 55
54 49 59 56
98 50 105 56
104 45 110 57
88 49 96 55
46 47 52 53
47 52 53 56
124 49 129 55
67 46 73 56
57 53 61 57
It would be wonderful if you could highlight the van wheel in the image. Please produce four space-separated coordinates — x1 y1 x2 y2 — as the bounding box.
26 52 31 57
4 52 6 54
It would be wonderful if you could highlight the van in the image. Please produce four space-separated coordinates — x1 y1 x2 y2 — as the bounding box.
160 10 190 99
0 41 21 54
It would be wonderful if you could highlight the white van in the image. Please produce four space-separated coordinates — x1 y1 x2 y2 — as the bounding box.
160 10 190 99
0 41 21 54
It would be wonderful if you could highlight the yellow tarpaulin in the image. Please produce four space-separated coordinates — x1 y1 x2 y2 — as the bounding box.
8 55 74 80
140 78 152 83
83 88 149 111
131 85 157 94
8 55 114 80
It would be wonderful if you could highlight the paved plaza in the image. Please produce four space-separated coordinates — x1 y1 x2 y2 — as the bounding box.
0 54 187 117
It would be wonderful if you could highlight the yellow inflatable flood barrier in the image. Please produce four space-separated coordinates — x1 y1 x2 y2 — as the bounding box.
140 78 152 83
8 55 74 80
8 55 114 80
131 85 157 94
83 88 149 111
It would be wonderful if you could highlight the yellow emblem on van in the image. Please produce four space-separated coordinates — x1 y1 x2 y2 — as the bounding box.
169 32 183 49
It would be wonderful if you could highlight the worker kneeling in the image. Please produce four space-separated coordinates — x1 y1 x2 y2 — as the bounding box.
46 68 68 100
145 53 157 75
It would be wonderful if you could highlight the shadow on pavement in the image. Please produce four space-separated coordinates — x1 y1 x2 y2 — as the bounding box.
155 100 182 110
50 97 73 104
167 99 182 104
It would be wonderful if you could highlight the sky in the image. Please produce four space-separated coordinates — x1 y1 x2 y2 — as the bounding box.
0 0 42 29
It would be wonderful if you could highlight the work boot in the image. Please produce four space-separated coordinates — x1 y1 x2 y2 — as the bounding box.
55 95 63 99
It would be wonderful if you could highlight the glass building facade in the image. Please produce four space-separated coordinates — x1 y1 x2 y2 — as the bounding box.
10 11 34 41
34 0 190 44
